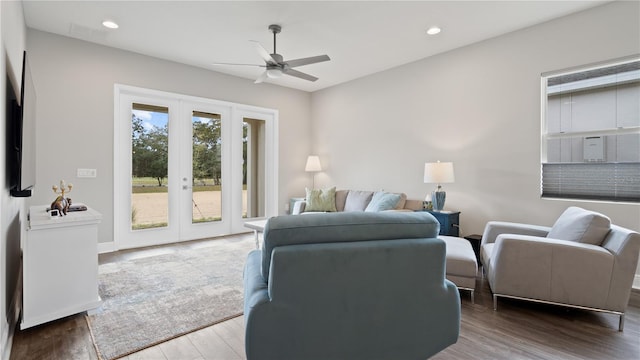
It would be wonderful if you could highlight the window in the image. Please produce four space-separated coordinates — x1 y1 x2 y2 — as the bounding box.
541 58 640 202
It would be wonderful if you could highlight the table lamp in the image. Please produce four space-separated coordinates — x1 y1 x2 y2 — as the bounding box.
305 155 322 189
424 161 455 211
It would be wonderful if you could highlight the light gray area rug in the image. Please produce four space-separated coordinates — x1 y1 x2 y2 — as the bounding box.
87 237 256 360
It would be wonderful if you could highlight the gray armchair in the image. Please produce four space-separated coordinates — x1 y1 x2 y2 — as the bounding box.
481 207 640 331
243 212 460 360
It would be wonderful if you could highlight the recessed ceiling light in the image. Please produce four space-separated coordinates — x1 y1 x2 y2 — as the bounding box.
102 20 119 29
427 26 441 35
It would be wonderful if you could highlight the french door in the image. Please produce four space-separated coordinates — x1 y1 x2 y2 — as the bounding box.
114 85 278 249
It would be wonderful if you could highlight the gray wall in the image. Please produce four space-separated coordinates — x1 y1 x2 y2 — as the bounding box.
310 2 640 278
26 30 313 246
1 1 27 358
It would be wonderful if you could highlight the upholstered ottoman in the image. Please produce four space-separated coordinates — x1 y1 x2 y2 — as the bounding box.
441 235 478 302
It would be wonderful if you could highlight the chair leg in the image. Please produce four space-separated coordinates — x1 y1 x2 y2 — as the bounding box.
470 290 475 304
493 294 498 311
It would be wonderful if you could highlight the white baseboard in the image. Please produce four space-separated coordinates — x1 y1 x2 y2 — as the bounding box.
634 274 640 290
2 267 22 360
98 241 116 254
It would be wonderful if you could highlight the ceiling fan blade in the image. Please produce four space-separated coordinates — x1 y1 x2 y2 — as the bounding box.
254 71 269 84
283 68 319 82
285 55 331 68
250 40 278 65
212 62 265 67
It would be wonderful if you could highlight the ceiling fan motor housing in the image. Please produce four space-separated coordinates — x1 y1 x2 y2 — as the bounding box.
269 53 284 64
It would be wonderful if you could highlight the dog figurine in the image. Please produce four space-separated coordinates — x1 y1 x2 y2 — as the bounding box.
50 196 71 216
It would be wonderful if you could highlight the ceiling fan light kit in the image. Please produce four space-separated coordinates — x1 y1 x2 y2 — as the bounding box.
266 68 283 78
212 24 330 84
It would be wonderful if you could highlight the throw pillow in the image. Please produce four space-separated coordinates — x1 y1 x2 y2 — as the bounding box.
305 187 337 212
335 190 349 212
343 191 374 212
547 206 611 246
365 192 402 212
394 193 407 210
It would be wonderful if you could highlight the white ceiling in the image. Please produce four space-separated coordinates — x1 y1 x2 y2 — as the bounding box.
22 1 609 92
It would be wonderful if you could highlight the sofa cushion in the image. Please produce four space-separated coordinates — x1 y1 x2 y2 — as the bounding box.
440 236 478 279
305 187 337 212
547 207 611 246
344 190 374 212
335 190 349 212
365 192 402 212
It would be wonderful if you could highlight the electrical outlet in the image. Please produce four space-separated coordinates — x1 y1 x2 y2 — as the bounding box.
77 168 97 178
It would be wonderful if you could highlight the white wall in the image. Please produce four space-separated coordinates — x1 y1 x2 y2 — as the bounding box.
26 30 312 247
310 2 640 274
1 2 27 358
0 4 634 358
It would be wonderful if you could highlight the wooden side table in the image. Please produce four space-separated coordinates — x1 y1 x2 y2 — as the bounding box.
416 210 460 237
463 234 482 265
244 219 267 249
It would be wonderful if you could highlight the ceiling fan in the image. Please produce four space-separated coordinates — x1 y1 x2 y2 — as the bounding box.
212 24 330 83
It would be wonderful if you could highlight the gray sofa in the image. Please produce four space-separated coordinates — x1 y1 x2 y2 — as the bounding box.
481 206 640 331
243 212 461 359
292 189 423 214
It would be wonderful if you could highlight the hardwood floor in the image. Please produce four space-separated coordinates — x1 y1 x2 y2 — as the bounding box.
10 234 640 360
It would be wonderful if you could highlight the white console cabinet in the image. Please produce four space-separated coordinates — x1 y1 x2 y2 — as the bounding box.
22 205 102 329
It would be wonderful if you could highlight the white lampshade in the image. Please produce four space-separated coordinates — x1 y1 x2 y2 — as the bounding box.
424 161 455 184
305 155 322 172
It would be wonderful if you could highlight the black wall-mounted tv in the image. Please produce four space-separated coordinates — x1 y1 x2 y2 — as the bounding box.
7 51 36 197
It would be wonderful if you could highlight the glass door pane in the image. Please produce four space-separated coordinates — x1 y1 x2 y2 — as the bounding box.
179 102 231 241
131 103 169 230
192 111 223 224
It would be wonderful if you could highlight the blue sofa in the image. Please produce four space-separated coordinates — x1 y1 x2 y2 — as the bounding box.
243 212 460 360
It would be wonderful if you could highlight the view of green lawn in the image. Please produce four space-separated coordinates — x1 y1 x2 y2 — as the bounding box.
131 177 247 229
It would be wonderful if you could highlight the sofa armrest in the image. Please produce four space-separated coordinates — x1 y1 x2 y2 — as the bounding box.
243 250 270 319
600 225 640 311
291 200 306 215
481 221 550 246
403 199 424 211
488 234 614 308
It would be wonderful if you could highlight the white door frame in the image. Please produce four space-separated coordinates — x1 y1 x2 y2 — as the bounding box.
114 84 278 250
232 108 279 233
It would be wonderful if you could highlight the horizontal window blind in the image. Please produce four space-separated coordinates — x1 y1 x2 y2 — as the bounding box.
542 162 640 202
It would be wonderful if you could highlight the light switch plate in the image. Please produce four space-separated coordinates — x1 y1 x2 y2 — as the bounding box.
77 168 97 178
